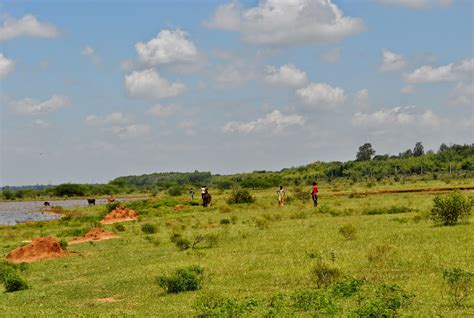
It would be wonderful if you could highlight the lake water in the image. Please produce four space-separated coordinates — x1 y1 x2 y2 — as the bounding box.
0 198 136 226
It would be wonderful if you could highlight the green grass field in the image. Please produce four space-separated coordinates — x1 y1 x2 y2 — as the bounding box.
1 180 473 317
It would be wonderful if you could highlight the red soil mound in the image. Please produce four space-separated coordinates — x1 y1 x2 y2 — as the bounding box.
174 204 185 211
70 228 119 245
6 236 70 263
100 207 138 224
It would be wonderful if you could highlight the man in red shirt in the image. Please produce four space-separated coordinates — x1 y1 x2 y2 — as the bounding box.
311 182 318 207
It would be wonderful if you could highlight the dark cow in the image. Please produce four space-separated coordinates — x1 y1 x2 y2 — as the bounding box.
202 192 212 207
44 201 50 207
87 198 96 206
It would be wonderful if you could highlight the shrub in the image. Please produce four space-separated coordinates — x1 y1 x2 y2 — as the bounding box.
156 265 203 294
3 272 29 292
168 186 184 197
114 223 126 232
291 289 340 315
141 223 157 234
175 237 191 251
312 262 341 288
363 206 412 215
367 244 393 264
227 190 255 204
352 284 411 317
430 191 473 226
220 218 231 225
59 239 68 251
443 268 473 307
106 202 121 213
338 224 356 240
332 278 363 298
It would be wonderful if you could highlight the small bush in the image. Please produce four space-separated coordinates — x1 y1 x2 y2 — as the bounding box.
106 202 121 213
430 191 473 226
114 223 126 232
338 224 356 240
141 223 157 234
59 239 68 251
227 190 255 204
220 218 231 225
157 265 203 294
3 273 29 292
168 186 184 197
332 278 363 298
443 267 473 307
291 289 340 315
367 244 393 264
352 284 411 317
312 262 341 288
175 237 191 251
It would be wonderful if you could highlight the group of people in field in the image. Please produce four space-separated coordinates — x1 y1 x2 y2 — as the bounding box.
277 182 318 207
190 182 319 208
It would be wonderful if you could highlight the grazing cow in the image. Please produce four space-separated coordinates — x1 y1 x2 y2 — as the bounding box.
44 201 50 207
87 198 96 206
202 192 212 207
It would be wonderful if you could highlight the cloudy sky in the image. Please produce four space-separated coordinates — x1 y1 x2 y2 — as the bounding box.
0 0 472 186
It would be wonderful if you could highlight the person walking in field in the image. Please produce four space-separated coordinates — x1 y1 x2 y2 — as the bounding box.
277 186 285 207
201 186 206 201
311 182 318 207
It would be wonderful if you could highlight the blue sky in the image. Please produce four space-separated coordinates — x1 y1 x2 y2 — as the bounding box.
0 0 472 185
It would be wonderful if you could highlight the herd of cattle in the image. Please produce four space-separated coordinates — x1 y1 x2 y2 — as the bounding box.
43 196 115 208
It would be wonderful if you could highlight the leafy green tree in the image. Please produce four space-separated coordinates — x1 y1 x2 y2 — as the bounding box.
413 142 424 157
356 143 375 161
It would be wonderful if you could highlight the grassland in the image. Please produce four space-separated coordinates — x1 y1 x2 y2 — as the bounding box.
0 179 473 317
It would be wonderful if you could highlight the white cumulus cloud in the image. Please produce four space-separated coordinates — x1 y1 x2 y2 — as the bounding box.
450 82 473 106
404 58 473 83
11 95 71 115
223 110 304 134
264 64 308 88
125 69 185 99
380 49 406 72
147 104 177 117
296 82 346 109
0 14 60 41
377 0 454 9
205 0 365 46
135 29 199 66
81 45 101 65
352 106 443 129
0 53 15 79
85 112 132 127
110 124 151 138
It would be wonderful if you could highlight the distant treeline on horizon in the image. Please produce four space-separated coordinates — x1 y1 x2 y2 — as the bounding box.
1 142 473 199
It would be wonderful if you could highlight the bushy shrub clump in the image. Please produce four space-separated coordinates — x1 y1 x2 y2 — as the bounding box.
168 186 184 197
227 190 255 204
114 223 126 232
141 223 157 234
352 284 411 317
430 191 473 226
106 202 121 213
157 265 203 294
0 262 29 293
443 267 473 307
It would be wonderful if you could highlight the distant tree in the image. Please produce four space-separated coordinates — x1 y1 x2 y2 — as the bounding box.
399 149 413 159
356 143 376 161
413 142 424 157
439 143 448 152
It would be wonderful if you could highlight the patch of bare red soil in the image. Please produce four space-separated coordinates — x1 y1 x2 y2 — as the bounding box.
174 204 185 211
100 207 138 224
6 236 71 263
70 228 119 245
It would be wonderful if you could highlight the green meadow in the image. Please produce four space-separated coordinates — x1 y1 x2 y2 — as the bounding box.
1 180 473 317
